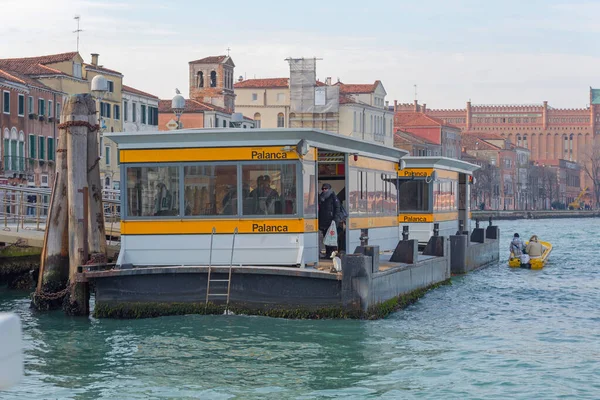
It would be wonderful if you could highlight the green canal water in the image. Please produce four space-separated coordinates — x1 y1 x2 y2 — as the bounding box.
1 218 599 399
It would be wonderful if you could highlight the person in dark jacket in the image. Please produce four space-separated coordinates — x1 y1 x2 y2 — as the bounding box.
318 183 342 258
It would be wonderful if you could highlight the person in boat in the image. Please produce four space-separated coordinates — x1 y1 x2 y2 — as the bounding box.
510 233 525 256
525 235 544 258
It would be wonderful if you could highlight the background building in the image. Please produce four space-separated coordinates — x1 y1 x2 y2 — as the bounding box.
234 58 393 146
122 85 159 132
396 89 600 194
394 109 461 159
393 130 441 156
0 52 124 189
159 55 255 131
1 67 64 187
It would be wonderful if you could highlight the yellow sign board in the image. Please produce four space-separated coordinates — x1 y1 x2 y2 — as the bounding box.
121 218 318 235
398 168 434 178
398 212 458 223
120 146 299 163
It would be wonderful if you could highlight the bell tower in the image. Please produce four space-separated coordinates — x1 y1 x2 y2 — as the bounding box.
188 55 236 112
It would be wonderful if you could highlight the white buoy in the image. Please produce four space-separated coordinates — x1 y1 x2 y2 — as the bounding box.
0 313 23 390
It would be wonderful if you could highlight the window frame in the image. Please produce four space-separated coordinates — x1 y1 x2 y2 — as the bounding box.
29 134 36 159
396 177 433 213
38 135 46 160
18 94 24 117
122 160 303 220
123 163 182 219
3 91 10 114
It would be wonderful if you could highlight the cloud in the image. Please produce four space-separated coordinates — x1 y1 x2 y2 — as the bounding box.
1 0 598 109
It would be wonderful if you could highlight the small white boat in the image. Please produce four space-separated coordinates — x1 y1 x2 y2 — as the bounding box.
0 313 23 390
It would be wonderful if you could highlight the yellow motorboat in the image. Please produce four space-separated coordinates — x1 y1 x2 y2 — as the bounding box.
508 240 552 269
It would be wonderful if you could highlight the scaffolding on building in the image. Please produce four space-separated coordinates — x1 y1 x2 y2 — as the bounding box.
286 58 340 133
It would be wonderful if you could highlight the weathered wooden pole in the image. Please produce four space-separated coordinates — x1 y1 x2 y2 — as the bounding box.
64 94 96 316
31 109 71 310
86 109 107 262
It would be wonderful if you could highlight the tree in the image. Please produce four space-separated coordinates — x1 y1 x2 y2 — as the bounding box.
471 161 500 210
582 141 600 209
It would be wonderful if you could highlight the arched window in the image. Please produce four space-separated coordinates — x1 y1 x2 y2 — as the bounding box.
289 112 296 127
516 134 521 147
254 112 261 128
277 112 285 128
18 131 24 171
197 71 204 88
105 176 111 188
210 71 217 87
2 128 9 171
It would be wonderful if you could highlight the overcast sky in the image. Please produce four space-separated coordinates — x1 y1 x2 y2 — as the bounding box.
1 0 599 108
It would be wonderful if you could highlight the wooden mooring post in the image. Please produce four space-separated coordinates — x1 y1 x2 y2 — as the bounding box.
32 94 102 316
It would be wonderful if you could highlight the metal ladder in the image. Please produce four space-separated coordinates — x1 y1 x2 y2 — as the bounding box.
205 227 237 310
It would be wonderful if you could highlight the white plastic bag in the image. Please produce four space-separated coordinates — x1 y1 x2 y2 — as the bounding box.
520 254 530 264
323 221 338 247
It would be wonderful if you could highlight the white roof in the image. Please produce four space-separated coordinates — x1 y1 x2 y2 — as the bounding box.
105 128 408 162
402 156 480 174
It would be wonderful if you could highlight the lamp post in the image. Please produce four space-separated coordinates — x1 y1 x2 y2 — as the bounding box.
172 91 185 130
91 75 109 183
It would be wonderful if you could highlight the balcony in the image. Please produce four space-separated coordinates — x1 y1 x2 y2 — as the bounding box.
1 156 52 176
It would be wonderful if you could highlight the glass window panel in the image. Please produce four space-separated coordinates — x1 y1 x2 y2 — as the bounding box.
241 163 297 216
303 161 316 216
183 165 237 216
367 172 375 214
126 166 180 217
398 179 430 212
349 168 359 214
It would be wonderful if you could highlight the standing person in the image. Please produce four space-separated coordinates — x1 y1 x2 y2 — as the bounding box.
336 187 348 254
318 183 342 258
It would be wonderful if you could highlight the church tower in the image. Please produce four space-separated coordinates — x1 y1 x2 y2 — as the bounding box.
189 55 236 112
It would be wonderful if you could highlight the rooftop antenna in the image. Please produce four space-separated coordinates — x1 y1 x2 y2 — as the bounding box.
226 47 231 56
414 84 418 101
73 15 83 52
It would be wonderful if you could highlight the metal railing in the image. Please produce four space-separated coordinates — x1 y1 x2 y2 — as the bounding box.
0 184 120 232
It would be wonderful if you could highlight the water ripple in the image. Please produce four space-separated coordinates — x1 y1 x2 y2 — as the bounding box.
1 218 599 399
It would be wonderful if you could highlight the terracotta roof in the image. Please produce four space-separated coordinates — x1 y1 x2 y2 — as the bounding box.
0 68 59 91
158 99 231 114
394 130 438 146
338 94 356 104
461 134 501 151
395 112 459 128
84 63 122 76
189 55 228 64
122 85 158 99
0 52 78 65
0 59 66 76
335 80 380 94
0 69 26 85
0 52 79 77
234 78 289 89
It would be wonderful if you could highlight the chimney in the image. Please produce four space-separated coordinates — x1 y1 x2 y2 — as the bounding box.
413 99 419 112
385 100 389 110
91 53 99 66
325 77 332 86
422 103 427 113
394 100 398 113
